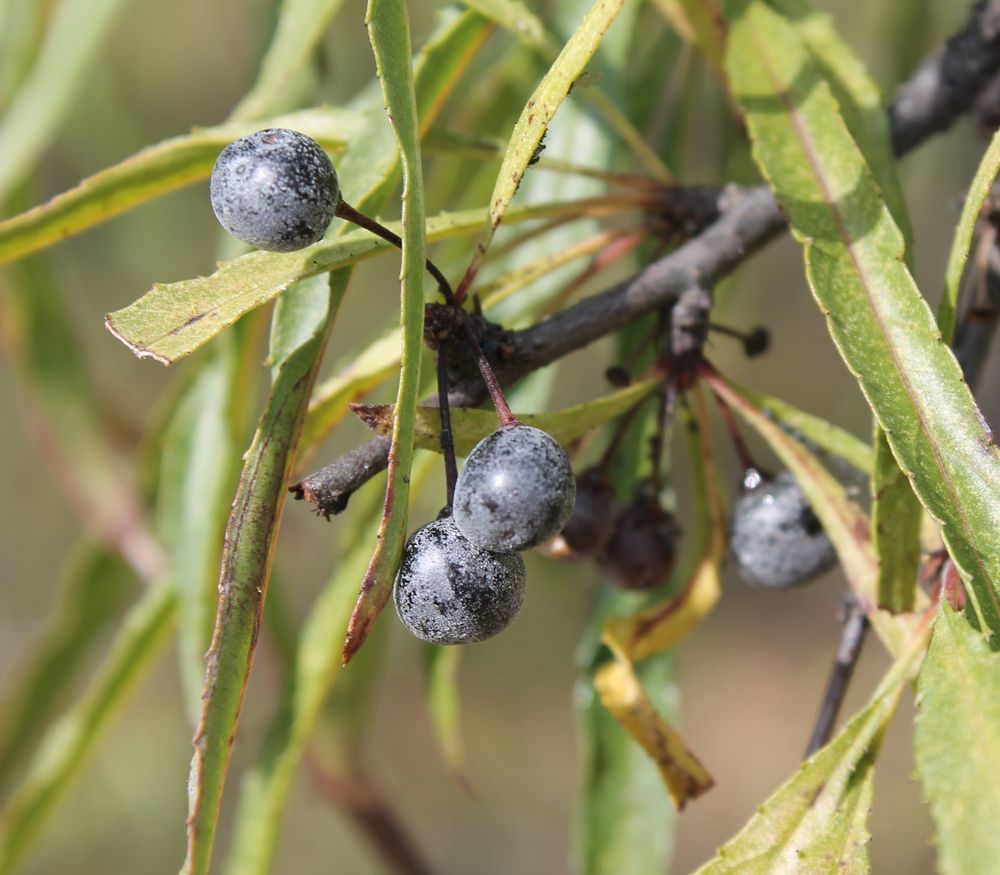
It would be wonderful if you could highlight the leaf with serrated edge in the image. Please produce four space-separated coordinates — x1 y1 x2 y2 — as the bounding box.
915 604 1000 875
727 0 1000 642
0 108 360 266
694 621 929 874
768 0 922 616
351 376 660 456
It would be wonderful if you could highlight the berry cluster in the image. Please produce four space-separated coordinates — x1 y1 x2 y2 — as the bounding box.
210 130 577 646
396 425 576 645
209 129 838 653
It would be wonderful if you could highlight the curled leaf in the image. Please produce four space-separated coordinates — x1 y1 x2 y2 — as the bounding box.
593 657 713 810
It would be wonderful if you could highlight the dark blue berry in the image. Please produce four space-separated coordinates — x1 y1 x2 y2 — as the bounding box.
393 516 526 645
453 425 576 552
729 471 836 588
210 128 340 252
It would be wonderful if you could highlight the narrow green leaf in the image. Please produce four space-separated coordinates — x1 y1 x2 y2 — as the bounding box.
727 0 1000 642
915 604 1000 875
229 0 348 122
424 645 466 777
0 584 175 875
222 526 373 875
0 107 360 266
872 429 919 612
454 0 627 298
769 0 922 619
224 449 439 875
575 330 677 874
464 0 672 183
0 0 129 203
156 340 242 725
771 0 911 246
105 198 580 364
341 0 428 664
939 127 1000 344
352 375 661 456
182 273 341 875
694 626 927 874
0 543 133 792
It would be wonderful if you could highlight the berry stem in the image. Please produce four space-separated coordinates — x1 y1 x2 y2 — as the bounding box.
471 339 518 427
435 340 459 508
336 200 516 427
701 366 759 475
336 200 457 306
804 594 869 756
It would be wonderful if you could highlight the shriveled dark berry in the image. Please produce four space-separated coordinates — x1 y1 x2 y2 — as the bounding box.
210 128 340 252
557 467 615 559
393 517 525 645
599 490 680 591
453 425 576 552
729 471 836 588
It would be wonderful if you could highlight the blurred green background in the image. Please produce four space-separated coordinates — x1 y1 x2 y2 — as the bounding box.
1 1 996 873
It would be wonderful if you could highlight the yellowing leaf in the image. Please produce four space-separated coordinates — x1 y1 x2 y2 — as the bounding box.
593 658 713 810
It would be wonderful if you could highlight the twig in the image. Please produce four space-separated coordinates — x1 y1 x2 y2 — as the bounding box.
292 1 1000 517
889 0 1000 154
805 595 870 757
